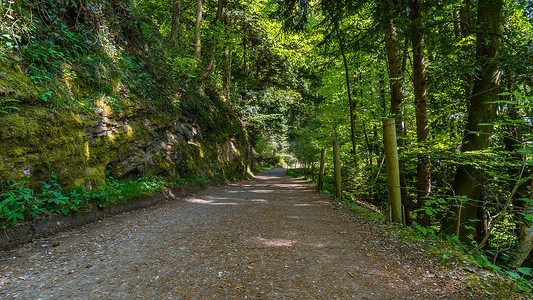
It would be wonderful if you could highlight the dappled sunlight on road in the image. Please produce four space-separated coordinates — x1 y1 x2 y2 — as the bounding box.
186 196 241 206
293 203 319 207
247 236 298 247
250 199 268 203
186 198 213 204
248 189 274 194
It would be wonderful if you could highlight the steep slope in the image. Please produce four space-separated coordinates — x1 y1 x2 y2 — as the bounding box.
0 0 250 226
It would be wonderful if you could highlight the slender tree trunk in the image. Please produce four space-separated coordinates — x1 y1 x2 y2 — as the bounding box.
243 37 247 74
460 0 474 106
358 72 372 166
171 0 180 41
333 140 342 200
453 9 460 39
363 119 372 166
410 0 431 226
317 148 326 192
222 45 232 100
459 0 471 43
443 0 503 240
383 18 403 122
194 0 203 60
333 24 357 156
201 0 226 80
378 61 387 116
381 3 412 223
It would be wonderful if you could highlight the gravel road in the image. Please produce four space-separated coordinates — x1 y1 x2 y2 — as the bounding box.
0 169 480 299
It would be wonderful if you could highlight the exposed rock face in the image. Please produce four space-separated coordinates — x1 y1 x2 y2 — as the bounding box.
218 138 239 164
0 104 249 191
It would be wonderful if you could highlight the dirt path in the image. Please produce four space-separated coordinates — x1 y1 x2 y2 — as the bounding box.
0 169 480 299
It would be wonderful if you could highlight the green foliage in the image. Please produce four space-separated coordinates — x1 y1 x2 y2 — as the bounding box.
0 98 20 114
411 221 437 237
38 172 71 215
505 268 533 292
0 0 175 112
169 56 198 78
0 181 35 227
0 170 219 228
473 253 533 292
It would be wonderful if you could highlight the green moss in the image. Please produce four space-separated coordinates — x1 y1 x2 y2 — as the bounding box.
151 152 176 174
0 58 40 101
85 166 106 187
0 107 91 189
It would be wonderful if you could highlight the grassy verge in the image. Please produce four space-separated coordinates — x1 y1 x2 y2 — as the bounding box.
0 171 239 229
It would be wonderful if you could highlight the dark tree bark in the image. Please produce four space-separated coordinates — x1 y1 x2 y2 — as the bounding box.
380 1 412 223
383 18 404 121
362 119 372 166
222 45 232 100
460 0 474 105
378 59 387 116
194 0 203 60
410 0 431 226
171 0 180 41
243 36 247 74
443 0 503 240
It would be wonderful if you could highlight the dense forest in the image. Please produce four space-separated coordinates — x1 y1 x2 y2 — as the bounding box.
1 0 532 289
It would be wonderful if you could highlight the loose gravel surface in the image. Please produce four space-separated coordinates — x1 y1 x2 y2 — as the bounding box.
0 169 484 299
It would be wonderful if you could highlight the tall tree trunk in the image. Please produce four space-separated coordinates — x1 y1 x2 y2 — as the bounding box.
460 0 474 106
171 0 180 41
359 73 372 166
383 20 403 122
459 0 471 40
362 119 372 166
222 45 232 100
194 0 203 60
453 9 460 39
443 0 503 240
378 60 387 116
410 0 431 226
201 0 226 80
381 2 412 223
333 24 357 156
243 37 247 74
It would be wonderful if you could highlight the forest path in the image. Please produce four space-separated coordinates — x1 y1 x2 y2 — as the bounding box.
0 169 477 299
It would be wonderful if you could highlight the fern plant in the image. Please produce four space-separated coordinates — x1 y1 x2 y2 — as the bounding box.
0 98 20 114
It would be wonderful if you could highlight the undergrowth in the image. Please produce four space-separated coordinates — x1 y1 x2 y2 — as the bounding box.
0 171 218 229
1 0 183 113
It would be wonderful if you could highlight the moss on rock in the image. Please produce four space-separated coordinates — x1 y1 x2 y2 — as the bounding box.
0 58 40 101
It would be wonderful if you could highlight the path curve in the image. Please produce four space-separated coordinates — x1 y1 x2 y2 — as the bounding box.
1 169 477 299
